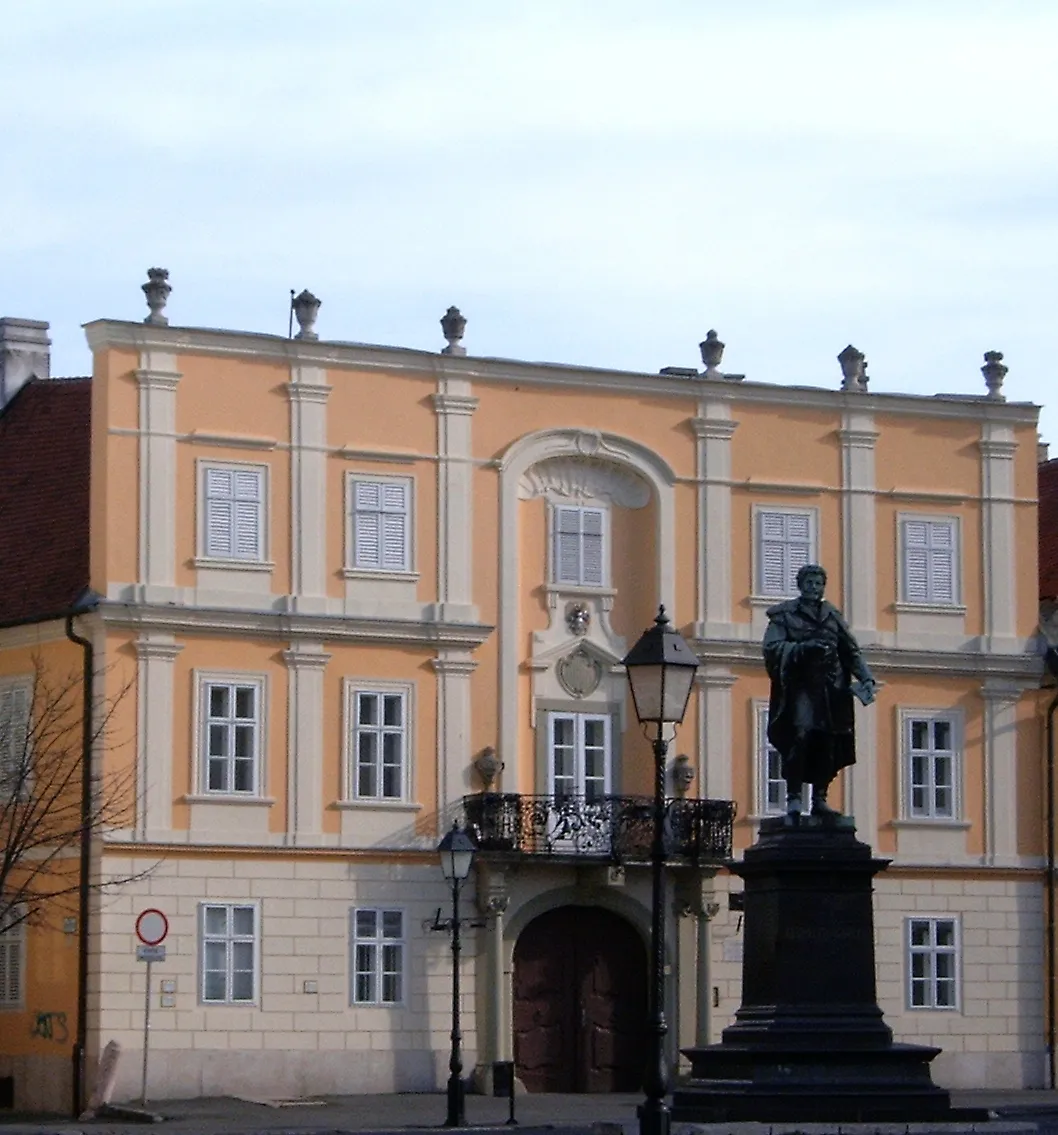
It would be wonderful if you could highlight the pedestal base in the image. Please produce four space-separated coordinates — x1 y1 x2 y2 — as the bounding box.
672 816 987 1124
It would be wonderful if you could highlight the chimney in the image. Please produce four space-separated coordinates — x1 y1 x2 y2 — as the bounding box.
0 319 51 408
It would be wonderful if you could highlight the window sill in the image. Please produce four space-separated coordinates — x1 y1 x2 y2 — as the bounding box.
748 594 791 609
544 583 616 599
333 800 421 812
182 794 276 807
891 818 970 830
341 568 420 582
893 602 966 616
193 558 275 573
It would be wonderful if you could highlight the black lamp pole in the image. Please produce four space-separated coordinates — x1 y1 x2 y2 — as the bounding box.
622 606 699 1135
446 868 465 1128
438 822 476 1128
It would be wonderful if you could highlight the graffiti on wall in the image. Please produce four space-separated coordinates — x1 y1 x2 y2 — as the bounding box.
30 1011 68 1043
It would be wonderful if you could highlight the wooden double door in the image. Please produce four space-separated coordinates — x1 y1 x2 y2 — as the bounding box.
512 906 647 1092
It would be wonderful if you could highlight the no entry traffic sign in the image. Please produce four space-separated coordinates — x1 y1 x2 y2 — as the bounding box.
135 908 169 947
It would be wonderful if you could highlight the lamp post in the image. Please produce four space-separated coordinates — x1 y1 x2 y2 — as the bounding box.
622 606 699 1135
438 821 477 1127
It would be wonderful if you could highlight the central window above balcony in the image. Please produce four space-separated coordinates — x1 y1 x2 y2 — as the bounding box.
548 712 612 799
552 506 608 588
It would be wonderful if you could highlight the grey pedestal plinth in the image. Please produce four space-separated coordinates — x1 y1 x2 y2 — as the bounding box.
672 816 984 1123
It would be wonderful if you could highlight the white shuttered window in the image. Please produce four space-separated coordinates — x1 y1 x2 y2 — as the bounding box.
901 518 957 605
0 907 25 1008
0 681 30 798
352 479 411 572
553 506 606 587
757 509 813 597
204 465 265 561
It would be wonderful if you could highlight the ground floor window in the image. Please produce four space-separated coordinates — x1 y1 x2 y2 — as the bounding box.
200 903 257 1004
907 916 959 1009
351 907 405 1005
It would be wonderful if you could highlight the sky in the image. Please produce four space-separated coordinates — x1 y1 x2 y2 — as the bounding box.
3 1 1057 441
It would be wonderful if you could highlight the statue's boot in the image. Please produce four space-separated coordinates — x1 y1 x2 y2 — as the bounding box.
810 782 842 817
785 790 803 817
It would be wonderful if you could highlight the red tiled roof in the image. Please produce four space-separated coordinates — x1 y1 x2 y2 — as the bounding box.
0 379 92 625
1040 458 1058 600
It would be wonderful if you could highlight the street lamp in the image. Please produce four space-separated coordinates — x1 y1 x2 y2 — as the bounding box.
622 606 699 1135
438 821 477 1127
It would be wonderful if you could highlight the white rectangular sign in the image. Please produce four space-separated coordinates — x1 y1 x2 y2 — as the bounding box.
136 944 166 962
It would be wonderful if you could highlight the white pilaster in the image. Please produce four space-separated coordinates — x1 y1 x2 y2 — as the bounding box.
697 666 736 802
287 367 331 614
136 351 181 601
691 405 738 638
980 680 1023 867
696 892 721 1046
980 426 1019 653
134 633 183 838
432 382 479 624
432 652 477 814
845 694 878 842
838 412 878 636
283 642 331 845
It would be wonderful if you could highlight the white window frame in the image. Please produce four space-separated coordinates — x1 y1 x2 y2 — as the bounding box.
0 905 26 1009
550 504 609 589
547 711 612 799
899 710 962 822
897 514 961 608
195 672 266 797
343 679 413 803
199 902 259 1005
751 505 817 599
906 916 960 1010
346 474 414 575
0 677 32 800
350 906 406 1006
197 460 269 566
753 702 812 816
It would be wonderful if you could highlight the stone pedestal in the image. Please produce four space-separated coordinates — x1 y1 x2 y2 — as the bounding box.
672 816 983 1123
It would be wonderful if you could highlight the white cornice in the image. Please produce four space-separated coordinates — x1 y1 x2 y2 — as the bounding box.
83 320 1040 427
99 600 494 649
183 430 278 451
432 393 480 416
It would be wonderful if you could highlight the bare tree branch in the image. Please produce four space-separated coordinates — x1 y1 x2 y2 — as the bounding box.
0 656 153 932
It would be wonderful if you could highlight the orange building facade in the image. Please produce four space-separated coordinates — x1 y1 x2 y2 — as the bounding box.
0 304 1047 1109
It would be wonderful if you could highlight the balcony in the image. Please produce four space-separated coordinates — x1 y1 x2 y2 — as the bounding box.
463 793 735 866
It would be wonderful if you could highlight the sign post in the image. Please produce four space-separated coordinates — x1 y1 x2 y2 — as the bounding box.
134 909 168 1108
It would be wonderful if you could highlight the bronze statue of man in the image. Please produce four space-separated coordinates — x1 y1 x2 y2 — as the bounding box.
762 564 876 817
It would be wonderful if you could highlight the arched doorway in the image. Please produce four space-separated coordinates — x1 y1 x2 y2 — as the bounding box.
512 905 647 1092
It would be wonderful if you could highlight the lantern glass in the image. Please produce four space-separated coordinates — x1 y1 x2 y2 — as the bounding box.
622 607 699 726
438 824 476 881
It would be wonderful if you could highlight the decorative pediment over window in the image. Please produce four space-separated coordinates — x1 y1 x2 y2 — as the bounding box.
518 456 651 509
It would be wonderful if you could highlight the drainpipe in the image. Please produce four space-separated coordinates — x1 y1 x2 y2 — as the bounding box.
1046 645 1058 1090
64 610 95 1118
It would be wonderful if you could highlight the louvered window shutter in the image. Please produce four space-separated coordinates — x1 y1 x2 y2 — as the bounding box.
554 508 583 584
903 521 930 602
354 480 410 571
381 483 408 571
0 686 28 793
581 509 605 586
928 522 955 604
759 511 805 596
0 918 22 1007
205 468 263 560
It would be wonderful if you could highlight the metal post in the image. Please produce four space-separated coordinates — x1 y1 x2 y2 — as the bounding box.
445 875 465 1127
139 959 152 1107
639 726 670 1135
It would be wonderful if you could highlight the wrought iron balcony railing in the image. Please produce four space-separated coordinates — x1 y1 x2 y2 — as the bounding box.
463 793 735 865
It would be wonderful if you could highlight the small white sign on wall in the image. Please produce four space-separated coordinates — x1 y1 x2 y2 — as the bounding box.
722 936 744 963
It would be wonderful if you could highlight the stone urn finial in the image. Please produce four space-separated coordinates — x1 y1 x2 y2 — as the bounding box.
474 746 502 791
699 330 725 375
142 268 171 326
672 753 695 797
440 306 467 356
838 344 868 392
292 290 321 340
982 350 1007 400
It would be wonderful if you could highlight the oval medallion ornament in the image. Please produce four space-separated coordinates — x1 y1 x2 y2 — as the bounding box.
556 646 603 699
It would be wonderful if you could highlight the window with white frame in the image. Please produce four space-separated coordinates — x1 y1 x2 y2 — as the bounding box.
900 517 958 605
200 903 257 1004
0 906 25 1009
907 917 959 1009
349 687 409 801
755 705 812 815
350 477 412 572
755 508 814 597
200 677 263 795
552 505 607 587
0 679 31 799
202 464 266 562
350 907 405 1005
903 713 959 820
548 712 611 801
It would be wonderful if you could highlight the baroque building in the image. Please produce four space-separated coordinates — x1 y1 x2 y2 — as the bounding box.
0 282 1047 1110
